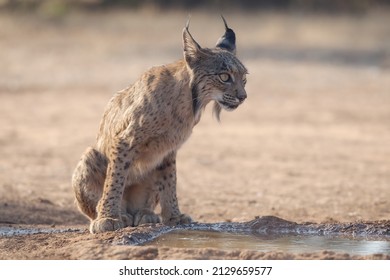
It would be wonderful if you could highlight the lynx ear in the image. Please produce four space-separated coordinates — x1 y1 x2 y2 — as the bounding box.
183 18 201 66
215 15 236 54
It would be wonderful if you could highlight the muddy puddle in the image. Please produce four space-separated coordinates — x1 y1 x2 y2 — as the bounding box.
145 230 390 256
116 216 390 256
1 216 389 257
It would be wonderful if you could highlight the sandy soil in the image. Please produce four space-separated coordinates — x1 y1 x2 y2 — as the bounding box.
0 9 389 259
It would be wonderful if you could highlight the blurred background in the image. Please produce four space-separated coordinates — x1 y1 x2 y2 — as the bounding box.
0 0 389 226
1 0 390 13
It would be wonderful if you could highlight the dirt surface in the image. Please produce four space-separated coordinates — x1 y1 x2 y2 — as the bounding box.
0 9 390 259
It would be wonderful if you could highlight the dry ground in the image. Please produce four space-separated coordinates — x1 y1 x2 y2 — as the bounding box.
0 9 389 259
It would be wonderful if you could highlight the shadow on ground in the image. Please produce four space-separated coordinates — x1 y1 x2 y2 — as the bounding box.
0 200 87 225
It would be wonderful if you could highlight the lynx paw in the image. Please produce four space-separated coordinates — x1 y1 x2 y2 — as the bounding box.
163 213 192 226
90 217 123 233
133 210 161 226
121 213 134 227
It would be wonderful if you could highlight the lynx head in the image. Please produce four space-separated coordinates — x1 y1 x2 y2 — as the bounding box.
183 16 248 121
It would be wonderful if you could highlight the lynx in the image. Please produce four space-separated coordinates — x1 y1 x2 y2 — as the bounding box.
72 16 248 233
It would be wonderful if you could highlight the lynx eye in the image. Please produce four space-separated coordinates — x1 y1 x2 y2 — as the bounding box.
218 73 231 83
242 74 247 85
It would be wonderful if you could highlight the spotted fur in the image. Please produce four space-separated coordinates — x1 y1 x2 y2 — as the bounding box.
71 17 248 233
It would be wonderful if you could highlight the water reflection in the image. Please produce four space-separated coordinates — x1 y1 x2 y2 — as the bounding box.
147 230 390 256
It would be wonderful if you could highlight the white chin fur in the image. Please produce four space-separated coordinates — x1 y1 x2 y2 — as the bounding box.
218 101 238 111
213 100 238 121
222 105 236 111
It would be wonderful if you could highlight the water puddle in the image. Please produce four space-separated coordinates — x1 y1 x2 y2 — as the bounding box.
145 230 390 256
2 216 389 257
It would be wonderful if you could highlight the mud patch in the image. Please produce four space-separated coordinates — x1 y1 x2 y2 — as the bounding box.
0 225 81 237
1 216 389 259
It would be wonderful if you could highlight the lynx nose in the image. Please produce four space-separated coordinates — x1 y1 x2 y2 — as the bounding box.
237 91 247 102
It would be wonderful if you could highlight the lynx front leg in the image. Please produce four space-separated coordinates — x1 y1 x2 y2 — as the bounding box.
158 152 192 226
90 142 133 233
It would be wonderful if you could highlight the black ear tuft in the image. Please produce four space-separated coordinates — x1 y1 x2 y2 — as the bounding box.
215 15 236 54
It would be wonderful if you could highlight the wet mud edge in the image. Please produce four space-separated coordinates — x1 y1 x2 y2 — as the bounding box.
114 216 390 246
0 226 82 237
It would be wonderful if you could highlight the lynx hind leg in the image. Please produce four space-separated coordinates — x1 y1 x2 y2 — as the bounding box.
133 209 161 226
72 147 107 220
122 178 161 227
